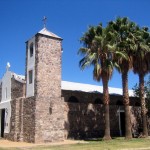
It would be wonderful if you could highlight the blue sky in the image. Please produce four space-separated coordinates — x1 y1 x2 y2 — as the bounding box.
0 0 150 89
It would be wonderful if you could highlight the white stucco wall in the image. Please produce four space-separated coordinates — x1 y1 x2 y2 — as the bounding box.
0 101 11 134
1 71 11 102
0 70 12 135
26 37 35 97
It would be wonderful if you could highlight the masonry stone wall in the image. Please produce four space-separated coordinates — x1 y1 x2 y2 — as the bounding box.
35 34 62 99
23 97 36 143
5 98 24 141
148 116 150 135
4 96 36 143
28 34 64 143
130 106 142 135
11 78 25 100
62 90 142 139
64 102 142 139
62 90 139 106
4 95 145 142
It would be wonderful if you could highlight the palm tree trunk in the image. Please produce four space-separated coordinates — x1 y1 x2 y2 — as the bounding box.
122 71 132 139
139 74 148 137
102 76 111 140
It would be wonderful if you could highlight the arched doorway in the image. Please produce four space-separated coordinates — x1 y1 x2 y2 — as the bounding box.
117 107 125 136
0 109 5 138
116 100 125 136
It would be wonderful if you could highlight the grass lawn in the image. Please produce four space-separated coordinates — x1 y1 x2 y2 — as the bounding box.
0 138 150 150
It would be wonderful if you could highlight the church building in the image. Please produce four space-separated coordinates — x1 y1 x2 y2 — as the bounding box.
0 26 147 143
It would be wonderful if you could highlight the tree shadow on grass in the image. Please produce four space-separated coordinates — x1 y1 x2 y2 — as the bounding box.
84 137 124 142
84 138 103 141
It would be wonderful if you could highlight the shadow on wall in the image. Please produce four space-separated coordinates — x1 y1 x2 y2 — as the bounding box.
64 96 120 139
64 103 105 139
63 93 145 140
130 106 142 137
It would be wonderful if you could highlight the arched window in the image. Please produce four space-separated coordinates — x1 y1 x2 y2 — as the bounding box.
68 96 79 103
135 102 140 106
28 70 33 84
116 100 123 106
94 98 103 104
30 43 34 57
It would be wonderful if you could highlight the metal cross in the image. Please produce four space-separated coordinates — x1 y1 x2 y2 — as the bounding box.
42 16 47 28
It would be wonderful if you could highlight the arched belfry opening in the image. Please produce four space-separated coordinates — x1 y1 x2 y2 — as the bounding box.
29 43 34 57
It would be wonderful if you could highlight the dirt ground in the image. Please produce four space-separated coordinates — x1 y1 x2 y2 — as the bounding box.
0 139 87 148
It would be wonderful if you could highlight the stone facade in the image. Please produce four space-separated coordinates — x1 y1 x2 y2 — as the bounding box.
22 32 64 143
5 98 24 141
62 90 140 106
64 103 141 139
34 34 64 143
11 78 25 100
62 90 143 139
23 97 36 142
4 88 144 142
4 94 143 142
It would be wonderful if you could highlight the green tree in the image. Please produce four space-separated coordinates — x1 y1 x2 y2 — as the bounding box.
132 26 150 137
108 17 138 139
133 76 150 115
78 23 124 140
146 76 150 113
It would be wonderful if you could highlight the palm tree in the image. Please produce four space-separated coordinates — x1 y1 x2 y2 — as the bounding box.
78 23 124 140
108 17 138 139
133 26 150 137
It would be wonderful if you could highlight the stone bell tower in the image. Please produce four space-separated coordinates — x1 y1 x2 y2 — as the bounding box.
24 22 64 143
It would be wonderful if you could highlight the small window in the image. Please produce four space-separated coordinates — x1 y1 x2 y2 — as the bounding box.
94 98 103 104
68 96 79 103
29 70 33 84
5 87 7 99
116 100 123 106
135 102 140 106
30 43 34 57
49 107 52 115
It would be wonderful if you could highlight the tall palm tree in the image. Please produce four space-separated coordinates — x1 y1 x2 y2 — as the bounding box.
108 17 138 139
133 26 150 137
78 23 124 140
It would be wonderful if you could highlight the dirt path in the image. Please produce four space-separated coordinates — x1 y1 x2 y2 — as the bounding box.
0 139 87 148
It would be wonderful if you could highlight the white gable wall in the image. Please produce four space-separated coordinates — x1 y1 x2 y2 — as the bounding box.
1 71 11 102
0 70 11 135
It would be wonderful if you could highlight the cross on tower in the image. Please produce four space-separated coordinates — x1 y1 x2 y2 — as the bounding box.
42 16 47 28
